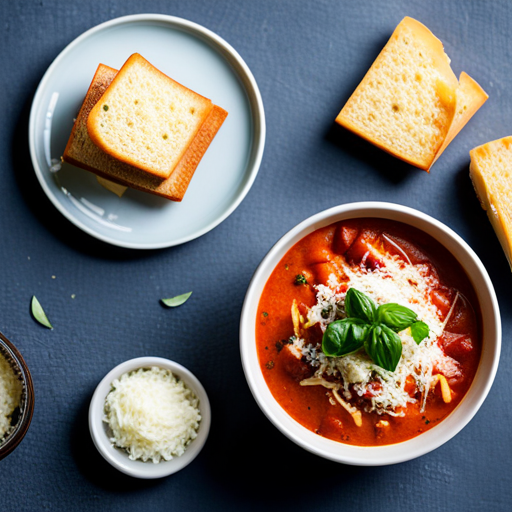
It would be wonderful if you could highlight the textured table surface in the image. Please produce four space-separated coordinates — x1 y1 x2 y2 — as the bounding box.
1 1 511 511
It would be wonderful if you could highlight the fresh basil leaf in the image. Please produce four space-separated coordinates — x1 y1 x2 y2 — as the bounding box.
376 303 417 332
364 324 402 372
31 295 53 329
344 288 377 323
161 292 192 308
410 321 429 344
322 318 370 357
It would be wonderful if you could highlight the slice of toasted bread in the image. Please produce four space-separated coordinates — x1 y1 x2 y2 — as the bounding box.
63 64 227 201
336 17 487 171
87 53 214 179
434 72 488 162
469 137 512 269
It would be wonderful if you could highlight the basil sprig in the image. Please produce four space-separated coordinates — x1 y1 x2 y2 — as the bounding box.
364 324 402 372
410 320 429 345
344 288 377 323
322 318 370 357
321 288 429 372
376 303 417 332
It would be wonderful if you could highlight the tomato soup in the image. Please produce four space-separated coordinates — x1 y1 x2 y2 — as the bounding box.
256 218 481 446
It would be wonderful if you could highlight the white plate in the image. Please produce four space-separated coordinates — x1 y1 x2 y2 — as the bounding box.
29 14 265 249
89 357 211 479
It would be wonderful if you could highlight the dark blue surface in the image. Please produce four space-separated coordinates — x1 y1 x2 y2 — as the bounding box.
1 1 511 510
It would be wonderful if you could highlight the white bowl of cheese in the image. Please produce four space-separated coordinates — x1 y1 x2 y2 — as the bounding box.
89 356 211 478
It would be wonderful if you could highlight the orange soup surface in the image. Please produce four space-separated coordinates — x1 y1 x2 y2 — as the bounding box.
256 218 481 446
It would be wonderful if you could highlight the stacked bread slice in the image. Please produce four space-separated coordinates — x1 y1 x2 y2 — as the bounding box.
63 54 227 201
470 137 512 269
336 17 487 171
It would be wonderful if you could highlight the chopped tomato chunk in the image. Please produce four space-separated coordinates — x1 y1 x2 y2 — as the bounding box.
280 345 312 381
333 224 359 254
381 234 429 265
430 286 455 319
439 332 474 361
404 375 417 396
311 261 338 286
444 294 476 334
363 381 383 398
319 415 345 439
344 230 384 269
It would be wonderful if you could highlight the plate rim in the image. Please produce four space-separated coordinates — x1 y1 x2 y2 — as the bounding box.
28 13 266 249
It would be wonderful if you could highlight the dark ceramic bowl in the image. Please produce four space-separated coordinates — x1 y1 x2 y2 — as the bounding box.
0 332 34 461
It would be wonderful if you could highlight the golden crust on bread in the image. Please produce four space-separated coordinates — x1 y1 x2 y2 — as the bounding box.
87 54 214 180
469 136 512 269
336 17 487 171
63 64 227 201
434 72 488 162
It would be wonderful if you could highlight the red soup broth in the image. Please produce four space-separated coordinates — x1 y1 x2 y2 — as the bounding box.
256 218 481 446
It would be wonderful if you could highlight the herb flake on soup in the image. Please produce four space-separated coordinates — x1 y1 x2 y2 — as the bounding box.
256 219 481 446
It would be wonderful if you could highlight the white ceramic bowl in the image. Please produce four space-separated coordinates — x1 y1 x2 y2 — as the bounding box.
89 357 211 478
240 201 501 466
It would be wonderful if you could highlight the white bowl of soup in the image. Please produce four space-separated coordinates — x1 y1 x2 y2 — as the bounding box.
240 202 501 465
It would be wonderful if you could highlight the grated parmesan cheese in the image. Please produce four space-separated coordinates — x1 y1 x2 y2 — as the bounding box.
298 249 460 416
0 353 22 441
104 367 201 463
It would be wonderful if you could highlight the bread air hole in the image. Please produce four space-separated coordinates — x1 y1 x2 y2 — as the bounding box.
163 134 168 140
392 104 400 112
134 100 139 105
190 107 195 115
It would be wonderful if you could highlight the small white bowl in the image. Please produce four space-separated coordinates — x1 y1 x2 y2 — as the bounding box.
89 357 211 478
240 201 501 466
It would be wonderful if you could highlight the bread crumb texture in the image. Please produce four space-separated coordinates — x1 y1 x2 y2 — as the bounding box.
63 64 227 202
87 54 213 179
336 17 486 170
470 137 512 269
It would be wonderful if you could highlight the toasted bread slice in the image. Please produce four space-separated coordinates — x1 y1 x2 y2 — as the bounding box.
87 53 214 179
434 72 488 162
63 64 227 201
470 137 512 269
336 17 487 171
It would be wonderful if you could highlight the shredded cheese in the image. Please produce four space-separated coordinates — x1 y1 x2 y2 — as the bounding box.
104 367 201 463
0 353 22 441
297 243 461 417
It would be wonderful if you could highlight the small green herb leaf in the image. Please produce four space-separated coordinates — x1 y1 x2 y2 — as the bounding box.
376 303 417 332
161 292 192 308
410 321 429 344
344 288 377 323
31 295 53 329
322 318 370 357
294 274 308 286
364 324 402 372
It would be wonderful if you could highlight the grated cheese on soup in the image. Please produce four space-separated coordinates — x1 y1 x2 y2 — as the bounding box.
103 367 201 463
0 353 22 440
298 251 458 416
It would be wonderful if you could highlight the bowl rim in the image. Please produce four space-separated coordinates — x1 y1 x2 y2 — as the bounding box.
0 332 35 461
88 356 211 478
239 201 501 466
